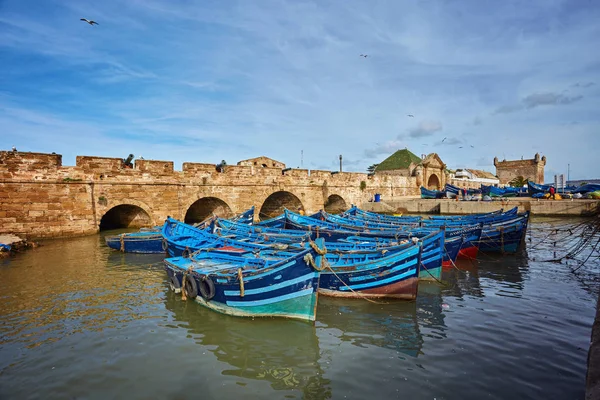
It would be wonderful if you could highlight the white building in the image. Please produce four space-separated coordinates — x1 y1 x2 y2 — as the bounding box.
453 169 500 185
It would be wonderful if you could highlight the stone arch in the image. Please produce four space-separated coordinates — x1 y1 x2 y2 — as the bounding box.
99 201 154 231
324 194 347 214
427 174 440 190
184 197 233 224
259 191 304 220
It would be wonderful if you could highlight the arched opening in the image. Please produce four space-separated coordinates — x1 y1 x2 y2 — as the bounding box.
99 204 152 231
185 197 232 224
427 174 440 190
259 191 303 220
324 194 347 214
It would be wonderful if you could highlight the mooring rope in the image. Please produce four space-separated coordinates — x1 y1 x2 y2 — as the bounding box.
302 252 389 304
237 268 245 297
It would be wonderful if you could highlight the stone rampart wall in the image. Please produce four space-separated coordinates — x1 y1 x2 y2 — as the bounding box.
0 151 418 239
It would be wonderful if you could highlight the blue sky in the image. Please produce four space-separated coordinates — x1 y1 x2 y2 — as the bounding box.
1 0 599 182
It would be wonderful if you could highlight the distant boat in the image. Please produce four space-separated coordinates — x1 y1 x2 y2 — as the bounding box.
527 181 551 195
420 186 443 199
445 183 461 198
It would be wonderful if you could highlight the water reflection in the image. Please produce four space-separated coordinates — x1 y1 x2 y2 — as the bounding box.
0 235 164 357
416 282 448 340
164 291 332 399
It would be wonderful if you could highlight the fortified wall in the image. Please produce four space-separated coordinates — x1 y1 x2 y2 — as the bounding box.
494 153 546 185
0 151 419 239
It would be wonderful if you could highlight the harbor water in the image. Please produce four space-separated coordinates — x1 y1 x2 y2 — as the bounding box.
0 217 598 399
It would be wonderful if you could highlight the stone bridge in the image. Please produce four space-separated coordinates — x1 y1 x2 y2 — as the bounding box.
0 151 419 239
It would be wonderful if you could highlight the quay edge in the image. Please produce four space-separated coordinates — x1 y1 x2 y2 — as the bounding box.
361 198 600 217
587 291 600 400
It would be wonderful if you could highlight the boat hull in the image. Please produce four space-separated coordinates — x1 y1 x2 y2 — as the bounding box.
164 250 321 322
458 246 479 259
318 245 421 300
319 276 418 299
105 233 164 253
479 223 527 253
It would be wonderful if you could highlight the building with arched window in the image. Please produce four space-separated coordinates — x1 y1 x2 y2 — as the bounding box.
373 148 447 190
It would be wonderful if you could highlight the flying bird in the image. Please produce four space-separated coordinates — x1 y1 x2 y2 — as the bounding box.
470 145 475 148
441 137 447 143
458 146 463 149
407 114 414 117
359 54 368 58
80 18 99 26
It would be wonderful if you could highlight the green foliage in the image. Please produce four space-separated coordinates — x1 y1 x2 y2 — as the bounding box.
360 181 367 191
367 164 379 173
508 176 528 188
62 177 82 182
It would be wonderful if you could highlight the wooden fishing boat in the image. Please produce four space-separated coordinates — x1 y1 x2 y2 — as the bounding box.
477 214 529 253
252 234 436 299
167 216 447 282
104 231 164 253
164 239 326 322
282 210 465 269
527 181 551 195
445 183 461 198
420 186 443 199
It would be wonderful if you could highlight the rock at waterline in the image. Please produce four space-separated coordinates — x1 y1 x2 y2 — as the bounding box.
0 234 37 257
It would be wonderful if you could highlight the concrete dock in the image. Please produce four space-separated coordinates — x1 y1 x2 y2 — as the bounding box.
361 197 600 217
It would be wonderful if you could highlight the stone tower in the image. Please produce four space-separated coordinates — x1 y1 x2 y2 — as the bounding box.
494 153 546 184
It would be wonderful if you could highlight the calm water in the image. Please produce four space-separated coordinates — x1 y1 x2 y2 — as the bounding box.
1 218 598 399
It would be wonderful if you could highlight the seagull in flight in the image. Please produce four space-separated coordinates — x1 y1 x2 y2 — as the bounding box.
470 145 475 148
441 137 447 143
458 146 463 149
359 54 368 58
407 114 414 117
80 18 99 26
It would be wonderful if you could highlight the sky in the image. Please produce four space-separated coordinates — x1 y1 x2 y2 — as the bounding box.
1 0 599 182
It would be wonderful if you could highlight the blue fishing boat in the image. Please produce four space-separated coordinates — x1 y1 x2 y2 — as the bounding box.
527 181 551 195
445 183 461 198
105 207 256 254
104 231 165 253
164 239 326 322
162 217 290 258
420 186 443 199
573 183 600 194
341 206 422 224
244 233 438 299
478 216 529 253
316 236 424 300
167 215 447 283
282 210 465 269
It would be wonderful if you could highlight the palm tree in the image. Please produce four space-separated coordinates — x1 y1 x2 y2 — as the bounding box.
508 175 528 188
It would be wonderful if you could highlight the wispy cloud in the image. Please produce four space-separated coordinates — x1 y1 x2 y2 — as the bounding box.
363 140 405 158
402 120 443 138
495 91 584 114
0 0 599 182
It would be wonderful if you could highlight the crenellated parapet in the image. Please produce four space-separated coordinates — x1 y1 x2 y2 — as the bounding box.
0 150 420 239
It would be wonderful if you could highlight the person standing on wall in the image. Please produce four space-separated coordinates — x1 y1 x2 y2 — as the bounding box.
549 186 556 200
